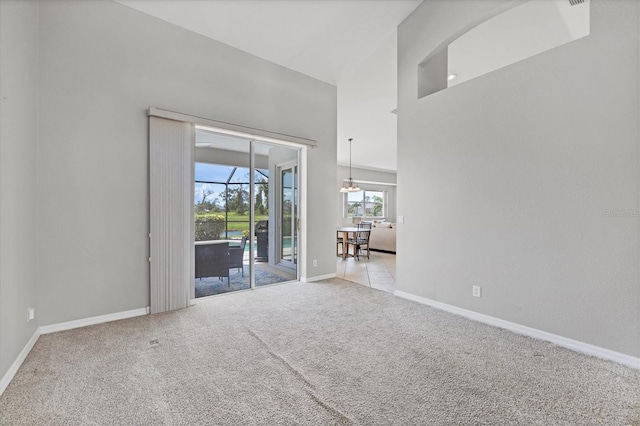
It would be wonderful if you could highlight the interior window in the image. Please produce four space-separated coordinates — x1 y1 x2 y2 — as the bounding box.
345 190 386 218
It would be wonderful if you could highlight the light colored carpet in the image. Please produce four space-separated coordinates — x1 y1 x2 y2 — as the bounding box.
1 279 639 425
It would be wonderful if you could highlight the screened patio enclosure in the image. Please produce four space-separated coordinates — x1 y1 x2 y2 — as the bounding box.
195 163 269 242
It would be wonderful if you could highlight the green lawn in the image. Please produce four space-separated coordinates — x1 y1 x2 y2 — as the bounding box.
194 211 269 233
225 212 268 231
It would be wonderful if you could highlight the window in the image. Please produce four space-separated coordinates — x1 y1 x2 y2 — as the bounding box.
344 190 386 218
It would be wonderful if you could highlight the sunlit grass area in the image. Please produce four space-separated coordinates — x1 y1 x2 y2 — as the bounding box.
225 212 269 232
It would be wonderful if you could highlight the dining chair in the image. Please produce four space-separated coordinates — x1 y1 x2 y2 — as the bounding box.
347 222 371 260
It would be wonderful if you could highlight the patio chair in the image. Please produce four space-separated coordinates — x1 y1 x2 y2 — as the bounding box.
195 242 230 285
229 236 247 276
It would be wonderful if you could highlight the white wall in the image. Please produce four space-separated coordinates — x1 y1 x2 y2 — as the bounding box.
337 32 398 172
448 0 590 88
337 166 397 227
397 0 639 357
0 0 40 381
36 0 336 325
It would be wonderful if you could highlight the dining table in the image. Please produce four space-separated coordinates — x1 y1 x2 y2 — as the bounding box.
337 227 362 259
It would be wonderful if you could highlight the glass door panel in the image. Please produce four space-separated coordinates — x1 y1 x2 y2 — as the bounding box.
193 130 251 297
253 142 298 286
279 164 297 267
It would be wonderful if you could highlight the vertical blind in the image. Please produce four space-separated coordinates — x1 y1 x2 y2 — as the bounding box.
149 116 193 314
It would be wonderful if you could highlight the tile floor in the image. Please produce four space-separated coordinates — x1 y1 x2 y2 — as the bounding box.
336 250 396 293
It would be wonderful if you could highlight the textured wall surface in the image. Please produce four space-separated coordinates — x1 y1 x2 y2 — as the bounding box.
36 0 336 325
0 0 40 381
397 0 639 357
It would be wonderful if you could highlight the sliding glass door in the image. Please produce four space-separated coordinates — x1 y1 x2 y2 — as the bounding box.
253 142 298 286
193 128 299 298
193 132 250 297
278 161 297 270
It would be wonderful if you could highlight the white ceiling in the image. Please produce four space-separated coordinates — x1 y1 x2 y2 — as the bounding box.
117 0 422 172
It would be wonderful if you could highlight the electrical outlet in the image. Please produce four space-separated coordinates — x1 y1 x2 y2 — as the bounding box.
312 259 318 267
472 286 481 298
27 307 35 321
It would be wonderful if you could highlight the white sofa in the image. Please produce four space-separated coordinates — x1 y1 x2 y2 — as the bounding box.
368 222 396 253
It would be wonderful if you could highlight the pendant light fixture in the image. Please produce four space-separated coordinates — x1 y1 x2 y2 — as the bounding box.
340 138 360 193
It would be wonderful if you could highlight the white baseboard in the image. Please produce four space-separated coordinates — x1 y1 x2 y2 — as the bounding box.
39 307 150 335
301 273 337 283
394 290 640 370
0 328 40 397
1 307 150 397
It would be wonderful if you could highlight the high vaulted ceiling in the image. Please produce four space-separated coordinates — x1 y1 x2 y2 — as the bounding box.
117 0 422 171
